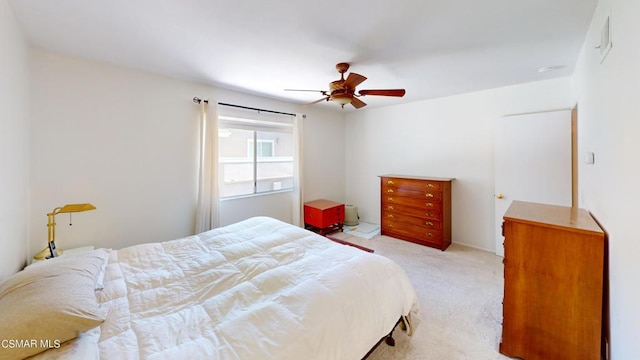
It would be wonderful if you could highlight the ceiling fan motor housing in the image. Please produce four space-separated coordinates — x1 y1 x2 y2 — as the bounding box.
330 79 353 96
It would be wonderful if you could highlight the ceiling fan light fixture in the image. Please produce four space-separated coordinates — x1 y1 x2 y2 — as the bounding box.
330 93 352 107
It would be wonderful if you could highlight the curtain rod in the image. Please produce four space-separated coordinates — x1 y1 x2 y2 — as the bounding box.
219 102 297 117
192 97 296 117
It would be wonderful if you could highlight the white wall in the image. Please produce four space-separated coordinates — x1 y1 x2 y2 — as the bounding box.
0 0 30 279
572 0 640 358
29 50 343 256
345 78 573 251
300 108 346 203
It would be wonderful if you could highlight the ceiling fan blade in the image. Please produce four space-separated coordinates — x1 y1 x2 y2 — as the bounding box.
358 89 406 97
343 72 367 89
285 89 326 93
350 97 367 109
306 97 329 106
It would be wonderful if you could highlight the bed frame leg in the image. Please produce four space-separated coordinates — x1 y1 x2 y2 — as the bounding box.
384 330 395 347
384 317 402 347
361 317 402 359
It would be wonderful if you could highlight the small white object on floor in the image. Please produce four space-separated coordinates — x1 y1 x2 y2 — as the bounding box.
344 221 380 239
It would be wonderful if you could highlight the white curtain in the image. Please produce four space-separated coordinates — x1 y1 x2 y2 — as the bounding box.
195 101 220 233
292 114 304 227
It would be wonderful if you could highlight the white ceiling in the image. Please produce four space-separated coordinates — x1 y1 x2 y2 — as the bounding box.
9 0 597 110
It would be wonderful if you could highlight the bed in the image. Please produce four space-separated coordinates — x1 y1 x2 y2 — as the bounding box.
0 216 419 360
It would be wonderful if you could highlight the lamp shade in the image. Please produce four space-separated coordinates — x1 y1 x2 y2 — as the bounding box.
56 203 96 214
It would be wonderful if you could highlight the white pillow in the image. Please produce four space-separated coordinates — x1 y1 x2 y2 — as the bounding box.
0 249 109 360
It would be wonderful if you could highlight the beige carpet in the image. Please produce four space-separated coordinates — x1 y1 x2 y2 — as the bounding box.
329 232 512 360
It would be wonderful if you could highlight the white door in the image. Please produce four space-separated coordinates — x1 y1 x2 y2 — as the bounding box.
494 110 572 256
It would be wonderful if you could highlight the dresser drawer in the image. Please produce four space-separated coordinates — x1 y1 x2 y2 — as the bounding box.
382 194 442 211
382 201 442 214
382 210 443 229
382 202 443 220
381 186 443 200
382 177 443 191
382 219 443 243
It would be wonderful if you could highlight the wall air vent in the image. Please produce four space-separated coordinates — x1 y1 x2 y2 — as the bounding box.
598 15 612 64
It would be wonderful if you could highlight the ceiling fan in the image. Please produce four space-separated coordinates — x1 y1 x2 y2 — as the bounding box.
285 62 405 109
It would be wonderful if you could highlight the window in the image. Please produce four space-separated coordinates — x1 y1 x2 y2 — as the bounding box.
218 111 294 198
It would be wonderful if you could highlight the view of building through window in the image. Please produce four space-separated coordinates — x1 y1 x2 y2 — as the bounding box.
218 127 294 197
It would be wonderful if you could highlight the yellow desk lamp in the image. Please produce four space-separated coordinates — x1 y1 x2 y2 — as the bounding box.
33 203 96 260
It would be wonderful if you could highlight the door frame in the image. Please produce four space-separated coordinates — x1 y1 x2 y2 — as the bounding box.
571 105 578 207
494 107 576 256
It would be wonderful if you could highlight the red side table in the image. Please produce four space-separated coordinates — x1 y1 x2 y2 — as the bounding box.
304 199 345 235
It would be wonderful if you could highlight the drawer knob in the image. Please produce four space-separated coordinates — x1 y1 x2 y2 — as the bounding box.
387 223 394 228
426 212 434 217
387 214 394 218
426 183 434 188
426 202 434 207
425 193 434 198
387 180 395 185
426 232 434 238
387 197 394 201
425 221 434 226
387 189 394 193
387 205 395 210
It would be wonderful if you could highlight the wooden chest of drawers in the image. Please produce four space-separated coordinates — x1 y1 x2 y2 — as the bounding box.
500 201 605 360
304 199 345 235
380 175 453 250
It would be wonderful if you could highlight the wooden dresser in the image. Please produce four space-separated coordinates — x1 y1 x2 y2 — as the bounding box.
500 200 605 360
380 175 453 250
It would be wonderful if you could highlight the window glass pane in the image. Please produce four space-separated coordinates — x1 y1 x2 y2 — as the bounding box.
219 128 254 197
247 139 275 158
256 130 293 193
257 140 274 157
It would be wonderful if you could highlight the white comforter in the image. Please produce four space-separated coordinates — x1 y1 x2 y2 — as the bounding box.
38 217 419 360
